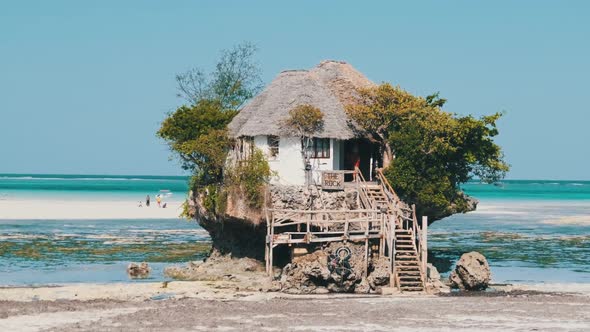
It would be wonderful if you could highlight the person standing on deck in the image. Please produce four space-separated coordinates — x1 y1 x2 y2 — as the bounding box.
347 144 361 181
146 195 150 207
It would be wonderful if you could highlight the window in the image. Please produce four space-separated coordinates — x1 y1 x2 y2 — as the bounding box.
309 138 330 158
267 135 279 159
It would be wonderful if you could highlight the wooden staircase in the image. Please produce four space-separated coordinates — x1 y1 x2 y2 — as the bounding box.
394 228 424 292
356 169 427 293
365 184 390 212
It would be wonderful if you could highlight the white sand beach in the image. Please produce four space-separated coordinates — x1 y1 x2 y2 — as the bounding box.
0 199 183 219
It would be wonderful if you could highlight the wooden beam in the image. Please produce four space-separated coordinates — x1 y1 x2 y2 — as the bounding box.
422 215 428 276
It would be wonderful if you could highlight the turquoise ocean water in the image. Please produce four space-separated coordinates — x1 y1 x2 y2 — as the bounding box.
0 174 589 285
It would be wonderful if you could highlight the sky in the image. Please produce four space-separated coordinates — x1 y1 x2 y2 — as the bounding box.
1 1 588 179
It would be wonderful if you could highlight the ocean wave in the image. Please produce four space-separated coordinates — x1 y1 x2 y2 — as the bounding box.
0 234 49 240
103 239 148 245
127 229 209 235
541 215 590 226
82 234 119 240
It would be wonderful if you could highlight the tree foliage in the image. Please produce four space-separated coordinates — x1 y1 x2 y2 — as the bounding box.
348 83 509 220
283 104 325 137
157 100 236 185
175 42 263 110
283 104 325 182
226 149 273 209
346 84 426 166
158 43 263 191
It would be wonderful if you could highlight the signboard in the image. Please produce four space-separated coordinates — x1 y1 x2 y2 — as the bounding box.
321 171 345 191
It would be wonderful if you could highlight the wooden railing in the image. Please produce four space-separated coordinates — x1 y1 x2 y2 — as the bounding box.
375 168 401 204
412 205 427 286
354 167 375 211
374 168 428 290
264 166 428 291
265 207 383 274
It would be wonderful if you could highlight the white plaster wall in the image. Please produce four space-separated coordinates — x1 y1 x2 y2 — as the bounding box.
309 139 336 184
252 136 345 185
253 135 306 185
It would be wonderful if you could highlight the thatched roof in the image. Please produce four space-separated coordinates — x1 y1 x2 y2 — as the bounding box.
228 60 375 139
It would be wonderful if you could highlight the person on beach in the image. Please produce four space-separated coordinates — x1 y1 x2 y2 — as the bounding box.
146 195 150 207
156 195 162 208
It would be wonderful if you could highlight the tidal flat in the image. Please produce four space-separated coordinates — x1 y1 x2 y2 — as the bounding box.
1 288 589 331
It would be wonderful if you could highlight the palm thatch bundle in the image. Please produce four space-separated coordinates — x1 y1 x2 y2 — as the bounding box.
228 60 375 140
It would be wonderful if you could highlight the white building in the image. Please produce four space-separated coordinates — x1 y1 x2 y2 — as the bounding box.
228 60 380 186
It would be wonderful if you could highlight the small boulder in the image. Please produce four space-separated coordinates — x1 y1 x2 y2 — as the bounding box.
426 263 450 294
127 262 151 278
367 259 390 291
449 252 491 290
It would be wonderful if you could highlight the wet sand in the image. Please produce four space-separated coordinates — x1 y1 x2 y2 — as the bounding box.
1 282 589 331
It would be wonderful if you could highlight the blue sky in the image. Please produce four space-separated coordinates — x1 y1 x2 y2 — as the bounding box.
1 1 588 179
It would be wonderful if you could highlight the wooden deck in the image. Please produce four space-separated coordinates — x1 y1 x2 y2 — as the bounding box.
264 168 428 292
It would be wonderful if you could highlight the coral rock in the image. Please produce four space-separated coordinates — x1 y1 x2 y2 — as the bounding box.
449 252 491 290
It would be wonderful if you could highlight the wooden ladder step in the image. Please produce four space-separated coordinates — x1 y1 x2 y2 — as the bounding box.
396 266 420 270
395 257 418 261
399 275 422 282
400 287 424 291
400 282 422 288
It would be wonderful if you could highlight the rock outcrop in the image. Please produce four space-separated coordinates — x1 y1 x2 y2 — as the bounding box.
425 263 450 293
191 185 361 262
164 251 276 292
278 243 389 294
270 185 359 211
449 252 491 290
127 262 151 278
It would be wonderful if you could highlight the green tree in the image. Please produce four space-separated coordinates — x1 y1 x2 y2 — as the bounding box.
157 100 235 185
348 83 509 221
346 84 426 167
226 148 273 209
283 104 324 184
175 42 263 109
158 43 262 190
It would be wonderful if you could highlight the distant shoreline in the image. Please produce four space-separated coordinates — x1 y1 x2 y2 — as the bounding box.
0 198 183 220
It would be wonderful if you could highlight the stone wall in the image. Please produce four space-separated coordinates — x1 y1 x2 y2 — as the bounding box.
270 185 359 211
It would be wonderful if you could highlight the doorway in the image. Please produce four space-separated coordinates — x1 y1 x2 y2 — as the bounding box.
343 139 381 181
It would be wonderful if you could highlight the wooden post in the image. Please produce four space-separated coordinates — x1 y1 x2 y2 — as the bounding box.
379 214 384 257
306 212 311 244
422 216 428 276
364 233 369 277
390 220 396 287
265 223 270 275
344 212 349 243
269 213 275 278
363 211 370 277
265 207 271 276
